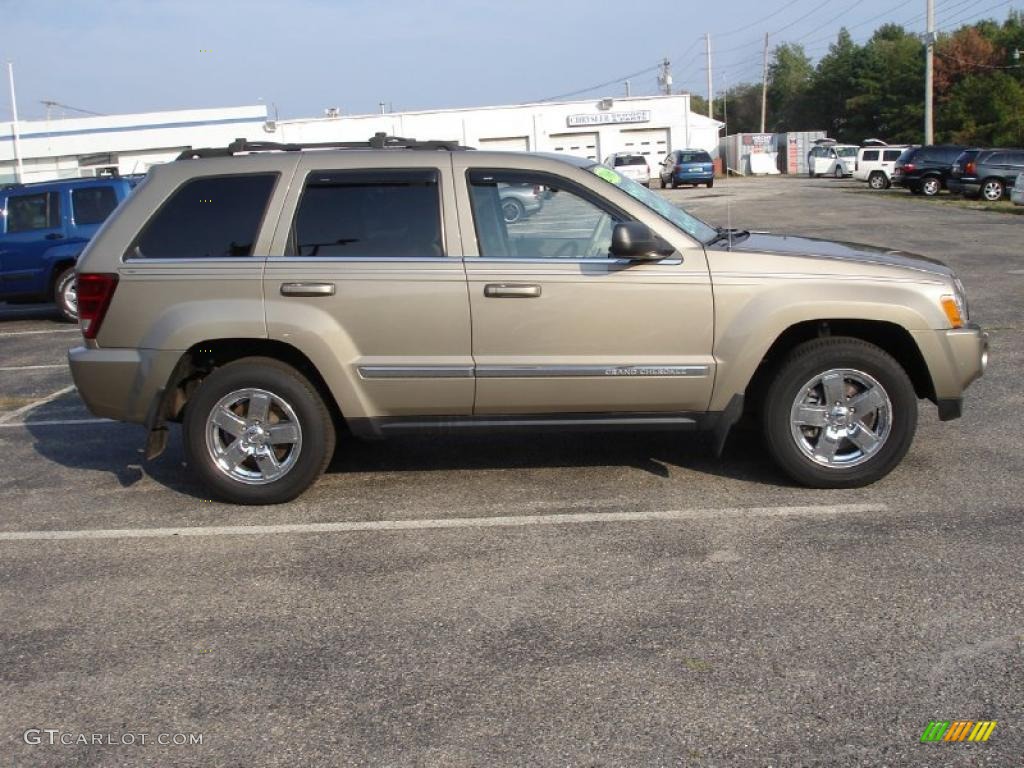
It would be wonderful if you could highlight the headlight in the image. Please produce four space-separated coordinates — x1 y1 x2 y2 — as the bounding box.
940 276 969 329
953 277 969 321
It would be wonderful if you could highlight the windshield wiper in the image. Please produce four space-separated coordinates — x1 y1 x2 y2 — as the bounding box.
707 226 750 247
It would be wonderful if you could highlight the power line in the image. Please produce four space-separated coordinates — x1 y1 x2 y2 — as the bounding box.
716 0 809 38
938 0 1017 30
537 62 662 102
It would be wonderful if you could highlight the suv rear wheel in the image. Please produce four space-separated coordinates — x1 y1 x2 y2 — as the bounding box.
921 177 942 196
868 172 888 190
183 357 336 504
762 338 917 488
54 267 78 322
981 178 1004 202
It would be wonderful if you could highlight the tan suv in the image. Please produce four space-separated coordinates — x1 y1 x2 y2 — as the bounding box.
68 134 989 504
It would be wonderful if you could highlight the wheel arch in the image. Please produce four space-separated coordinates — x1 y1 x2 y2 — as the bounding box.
158 338 346 431
739 319 936 418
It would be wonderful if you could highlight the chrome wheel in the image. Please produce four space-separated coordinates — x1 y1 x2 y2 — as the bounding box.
204 388 303 485
62 277 78 316
982 180 1003 202
922 178 941 196
869 173 887 190
789 368 892 468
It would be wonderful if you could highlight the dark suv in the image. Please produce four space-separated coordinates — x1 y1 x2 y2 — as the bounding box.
892 145 969 196
948 148 1024 201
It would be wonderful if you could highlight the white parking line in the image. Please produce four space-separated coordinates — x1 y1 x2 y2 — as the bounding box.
0 385 76 424
0 364 67 372
0 328 80 337
0 504 887 542
0 417 113 429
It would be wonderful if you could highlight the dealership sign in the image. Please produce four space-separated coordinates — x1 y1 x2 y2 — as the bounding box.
566 110 651 127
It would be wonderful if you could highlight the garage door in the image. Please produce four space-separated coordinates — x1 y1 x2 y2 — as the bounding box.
478 136 530 152
619 128 670 167
550 132 600 161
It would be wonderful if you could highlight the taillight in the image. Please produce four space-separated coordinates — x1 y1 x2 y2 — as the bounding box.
965 161 976 175
903 163 916 172
674 164 683 172
77 273 119 340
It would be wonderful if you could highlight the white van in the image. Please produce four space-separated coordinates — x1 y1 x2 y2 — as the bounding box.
854 145 909 189
808 141 858 178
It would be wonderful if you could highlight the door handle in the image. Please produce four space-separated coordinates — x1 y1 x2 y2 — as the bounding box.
280 282 336 297
483 283 541 298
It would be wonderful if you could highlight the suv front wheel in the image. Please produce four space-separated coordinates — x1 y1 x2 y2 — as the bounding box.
183 357 336 504
762 338 917 488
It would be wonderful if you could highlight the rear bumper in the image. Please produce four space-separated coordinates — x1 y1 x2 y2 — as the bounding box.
68 346 181 424
911 323 989 416
672 172 714 184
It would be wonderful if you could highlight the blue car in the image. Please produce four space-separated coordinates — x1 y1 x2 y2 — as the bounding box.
0 175 137 320
659 149 715 189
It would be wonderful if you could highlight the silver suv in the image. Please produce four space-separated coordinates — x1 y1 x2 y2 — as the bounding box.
69 134 989 504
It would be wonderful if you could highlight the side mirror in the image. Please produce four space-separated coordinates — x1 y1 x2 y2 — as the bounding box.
610 221 674 261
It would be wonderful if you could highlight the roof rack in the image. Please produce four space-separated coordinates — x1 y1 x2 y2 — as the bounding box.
176 132 470 160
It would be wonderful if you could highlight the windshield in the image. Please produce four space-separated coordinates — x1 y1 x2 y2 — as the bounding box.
588 164 718 244
836 147 857 158
613 155 647 167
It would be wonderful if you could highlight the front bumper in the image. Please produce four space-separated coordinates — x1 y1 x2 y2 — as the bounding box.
911 323 989 419
68 346 181 424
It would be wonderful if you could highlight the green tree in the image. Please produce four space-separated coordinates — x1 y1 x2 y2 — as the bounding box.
941 72 1024 145
767 43 814 131
846 25 924 143
803 28 864 141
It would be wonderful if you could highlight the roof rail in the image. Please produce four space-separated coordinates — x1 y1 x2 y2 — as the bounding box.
176 132 471 160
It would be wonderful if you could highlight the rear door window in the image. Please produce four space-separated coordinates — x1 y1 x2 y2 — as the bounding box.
72 186 119 226
5 191 61 233
289 169 443 258
862 150 880 162
129 174 277 258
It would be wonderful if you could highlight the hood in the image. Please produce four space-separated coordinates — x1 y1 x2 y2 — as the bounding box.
711 232 953 277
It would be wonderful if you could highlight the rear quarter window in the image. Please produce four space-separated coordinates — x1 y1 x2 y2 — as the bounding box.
883 150 902 161
128 173 277 259
861 150 880 162
72 186 119 226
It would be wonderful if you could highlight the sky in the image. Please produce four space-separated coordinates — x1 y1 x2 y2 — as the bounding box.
1 0 1019 122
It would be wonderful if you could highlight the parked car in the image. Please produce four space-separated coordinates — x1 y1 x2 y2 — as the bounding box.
808 141 858 178
498 184 544 223
68 134 988 504
603 153 651 187
659 149 714 188
0 176 137 320
948 148 1024 201
891 145 969 196
1012 168 1024 205
854 145 910 189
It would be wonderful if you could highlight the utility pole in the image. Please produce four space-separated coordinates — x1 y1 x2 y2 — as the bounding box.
705 33 713 119
657 58 673 95
925 0 935 144
7 62 23 183
624 79 631 97
760 32 770 133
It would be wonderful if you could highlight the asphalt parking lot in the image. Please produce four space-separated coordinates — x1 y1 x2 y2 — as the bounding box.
1 175 1021 766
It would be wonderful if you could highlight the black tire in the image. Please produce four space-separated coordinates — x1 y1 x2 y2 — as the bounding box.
762 337 917 489
183 357 336 505
706 179 714 188
921 176 942 197
868 172 888 190
501 198 525 224
833 165 844 179
53 267 78 323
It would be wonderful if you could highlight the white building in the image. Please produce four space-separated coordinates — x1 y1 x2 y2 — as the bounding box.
1 95 722 184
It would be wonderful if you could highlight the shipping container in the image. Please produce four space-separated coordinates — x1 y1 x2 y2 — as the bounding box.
719 133 780 176
776 131 829 175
